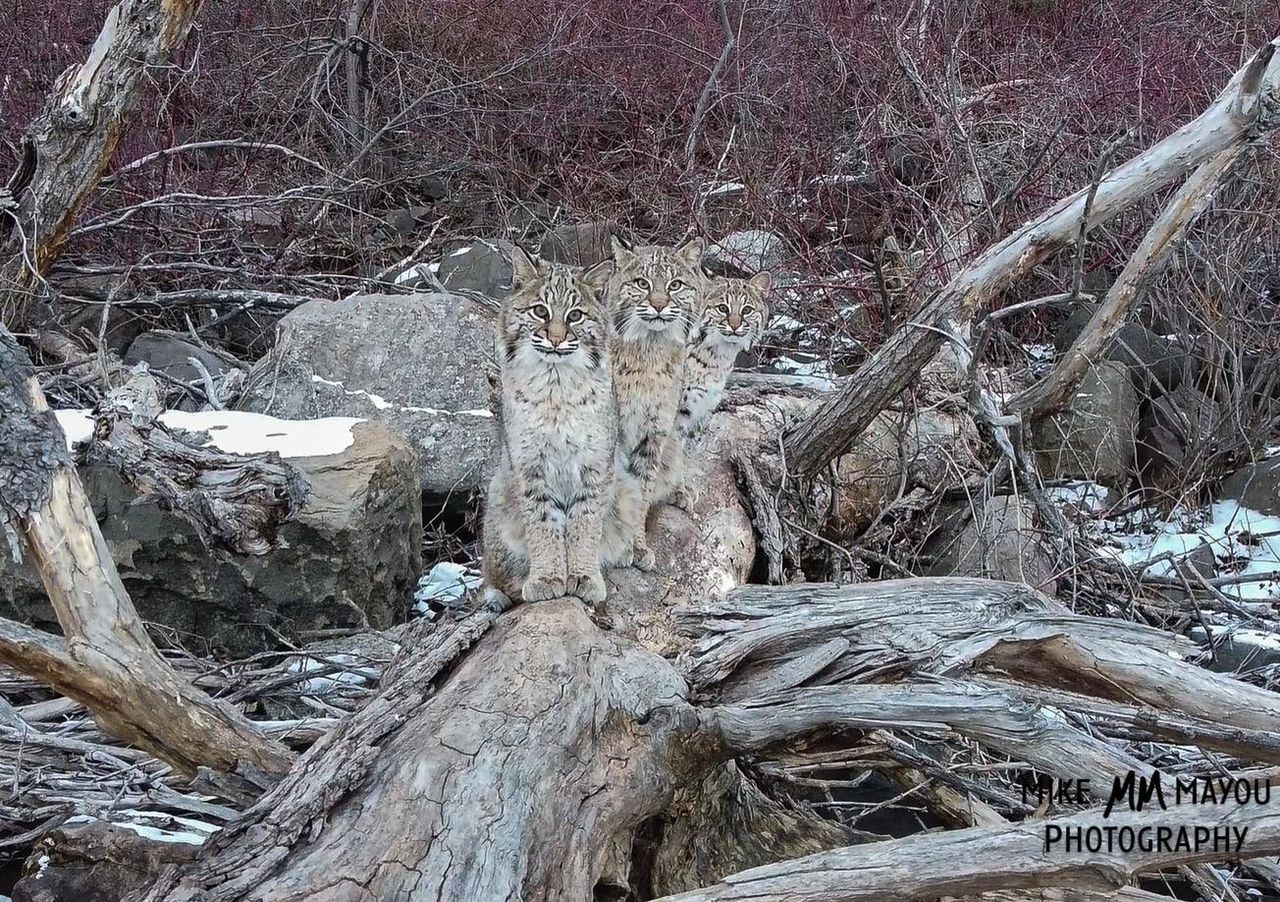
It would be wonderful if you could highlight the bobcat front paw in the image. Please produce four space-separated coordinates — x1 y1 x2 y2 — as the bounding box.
670 484 698 512
522 574 567 602
631 542 656 572
567 570 608 604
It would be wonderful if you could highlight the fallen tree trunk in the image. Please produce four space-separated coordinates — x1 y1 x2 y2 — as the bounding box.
0 328 293 782
0 0 204 328
653 797 1280 902
1010 146 1246 418
781 38 1280 475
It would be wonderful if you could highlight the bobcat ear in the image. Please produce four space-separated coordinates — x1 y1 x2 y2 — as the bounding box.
676 237 705 267
509 245 540 286
747 271 773 295
609 235 636 264
582 260 614 291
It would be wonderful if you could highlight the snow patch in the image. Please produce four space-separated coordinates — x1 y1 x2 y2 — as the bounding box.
1093 500 1280 600
311 374 492 418
285 653 379 692
55 409 363 458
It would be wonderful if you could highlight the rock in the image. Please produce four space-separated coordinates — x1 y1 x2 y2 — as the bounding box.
537 221 617 267
123 332 244 410
704 230 789 276
436 240 512 301
245 292 495 496
1218 457 1280 517
0 416 421 655
828 405 981 540
925 495 1058 593
1135 383 1217 487
1033 359 1138 490
1055 306 1188 397
1189 626 1280 675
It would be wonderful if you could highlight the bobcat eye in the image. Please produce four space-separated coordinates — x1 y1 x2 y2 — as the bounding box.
531 304 550 319
566 309 584 324
741 306 754 316
669 279 684 290
716 304 730 314
634 277 651 291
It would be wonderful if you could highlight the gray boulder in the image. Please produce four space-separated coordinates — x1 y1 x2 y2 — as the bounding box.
436 240 512 301
0 419 421 655
1056 306 1188 396
925 495 1058 593
704 230 789 276
1218 456 1280 517
538 221 617 267
246 292 495 496
1033 359 1138 490
124 331 244 410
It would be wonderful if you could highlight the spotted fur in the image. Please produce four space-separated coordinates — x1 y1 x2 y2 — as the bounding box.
655 272 771 508
482 247 616 606
599 236 706 569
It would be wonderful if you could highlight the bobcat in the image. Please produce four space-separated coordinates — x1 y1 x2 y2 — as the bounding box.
655 272 771 508
601 236 706 570
482 247 616 606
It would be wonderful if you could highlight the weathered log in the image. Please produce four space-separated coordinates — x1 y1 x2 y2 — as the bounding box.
653 797 1280 902
781 39 1280 475
82 401 310 556
1011 146 1245 418
0 0 205 328
682 579 1280 738
0 329 293 780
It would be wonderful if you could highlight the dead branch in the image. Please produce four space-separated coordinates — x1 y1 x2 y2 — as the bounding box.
1012 146 1246 418
653 797 1280 902
0 0 206 328
0 328 293 781
781 38 1280 476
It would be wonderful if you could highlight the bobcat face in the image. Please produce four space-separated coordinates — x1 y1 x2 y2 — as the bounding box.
610 238 705 341
504 247 612 368
701 272 771 350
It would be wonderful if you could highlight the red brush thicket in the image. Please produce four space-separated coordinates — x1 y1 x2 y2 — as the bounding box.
0 0 1274 339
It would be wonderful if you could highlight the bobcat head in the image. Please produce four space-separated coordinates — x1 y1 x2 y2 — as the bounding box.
609 237 705 342
502 247 613 369
700 272 771 350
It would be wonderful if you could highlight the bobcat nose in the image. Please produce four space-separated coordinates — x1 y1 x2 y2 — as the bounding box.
546 331 565 347
728 313 742 330
650 295 669 312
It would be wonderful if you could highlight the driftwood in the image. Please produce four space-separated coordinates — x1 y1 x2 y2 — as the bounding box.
1011 146 1246 418
0 0 205 328
82 402 310 555
781 38 1280 475
0 328 293 781
653 797 1280 902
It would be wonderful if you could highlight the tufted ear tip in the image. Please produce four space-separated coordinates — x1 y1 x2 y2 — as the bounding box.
676 237 705 266
509 245 540 286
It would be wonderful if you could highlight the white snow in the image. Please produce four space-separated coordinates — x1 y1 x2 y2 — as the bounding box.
770 355 835 380
770 315 805 331
394 262 440 286
703 181 745 196
311 374 492 418
113 823 211 845
1047 480 1112 514
414 562 483 614
54 409 363 458
450 245 473 257
1093 500 1280 600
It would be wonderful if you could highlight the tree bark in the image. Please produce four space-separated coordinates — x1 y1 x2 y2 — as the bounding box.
781 39 1280 476
0 0 204 328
